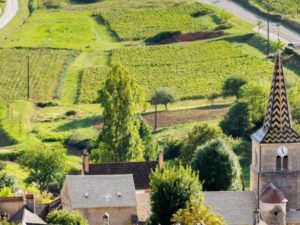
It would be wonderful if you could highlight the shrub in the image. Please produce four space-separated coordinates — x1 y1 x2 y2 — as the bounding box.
150 165 202 225
220 102 254 138
180 124 220 165
159 138 183 160
150 87 176 111
0 151 24 161
222 77 247 98
192 139 242 191
47 210 88 225
65 110 77 117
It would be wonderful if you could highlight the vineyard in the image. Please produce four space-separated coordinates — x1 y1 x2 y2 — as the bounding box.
100 3 221 41
3 10 96 49
78 41 299 103
0 48 74 100
249 0 300 15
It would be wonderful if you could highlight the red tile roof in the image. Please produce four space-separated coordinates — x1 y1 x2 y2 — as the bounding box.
87 161 158 190
0 197 23 203
260 183 287 204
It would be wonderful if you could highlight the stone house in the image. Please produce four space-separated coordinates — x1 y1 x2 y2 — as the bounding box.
0 194 47 225
61 174 139 225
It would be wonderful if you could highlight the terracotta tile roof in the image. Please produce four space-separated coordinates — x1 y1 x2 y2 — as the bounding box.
260 183 287 204
0 197 23 202
87 161 158 190
252 52 300 143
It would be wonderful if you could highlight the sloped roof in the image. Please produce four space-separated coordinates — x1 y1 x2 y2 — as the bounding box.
252 52 300 144
204 191 256 225
8 206 47 224
65 174 136 209
260 183 287 204
87 161 158 190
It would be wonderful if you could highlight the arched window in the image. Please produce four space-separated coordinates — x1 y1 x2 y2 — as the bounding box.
283 155 288 170
276 155 282 171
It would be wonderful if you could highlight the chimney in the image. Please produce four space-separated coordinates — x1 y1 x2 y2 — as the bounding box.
83 150 89 174
158 150 164 169
25 194 35 213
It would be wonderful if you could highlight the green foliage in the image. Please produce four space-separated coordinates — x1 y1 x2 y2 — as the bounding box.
219 9 233 25
137 115 158 161
249 0 300 15
172 196 226 225
3 11 96 49
47 210 88 225
150 165 202 225
0 187 13 197
0 161 5 171
150 87 176 110
100 3 219 40
78 41 284 103
220 102 254 138
0 49 73 101
96 64 145 162
180 124 219 165
159 138 183 160
222 77 247 98
239 83 269 125
192 139 242 191
20 144 67 192
0 171 16 190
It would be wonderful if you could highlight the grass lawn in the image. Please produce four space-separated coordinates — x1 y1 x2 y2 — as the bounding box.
3 10 98 49
0 0 5 15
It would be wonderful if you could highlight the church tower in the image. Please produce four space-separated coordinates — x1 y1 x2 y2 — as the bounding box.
250 52 300 214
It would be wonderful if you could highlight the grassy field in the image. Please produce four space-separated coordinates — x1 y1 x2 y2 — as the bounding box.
0 48 75 101
78 40 300 103
100 3 221 41
0 0 5 15
248 0 300 22
3 10 98 49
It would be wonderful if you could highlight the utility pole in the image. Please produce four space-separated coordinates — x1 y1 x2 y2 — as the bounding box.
27 56 30 100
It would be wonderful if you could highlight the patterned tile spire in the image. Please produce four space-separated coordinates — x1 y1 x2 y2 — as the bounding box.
252 52 300 143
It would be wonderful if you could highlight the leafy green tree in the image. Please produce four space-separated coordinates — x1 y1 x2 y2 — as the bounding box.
0 172 16 190
20 144 67 192
239 83 269 126
137 115 158 161
0 161 5 170
222 77 247 98
192 139 242 191
159 138 183 160
0 187 13 197
219 9 233 24
150 165 202 225
220 102 254 138
180 124 219 165
207 92 219 106
150 87 176 111
97 63 145 162
172 196 225 225
47 210 88 225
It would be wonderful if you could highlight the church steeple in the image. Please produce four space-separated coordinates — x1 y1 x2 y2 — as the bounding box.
252 52 300 144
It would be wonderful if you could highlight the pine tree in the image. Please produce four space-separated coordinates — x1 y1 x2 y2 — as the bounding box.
98 63 145 162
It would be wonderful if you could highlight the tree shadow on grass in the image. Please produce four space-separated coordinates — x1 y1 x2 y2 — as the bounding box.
54 115 101 132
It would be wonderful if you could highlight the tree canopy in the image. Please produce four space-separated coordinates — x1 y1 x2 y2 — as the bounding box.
150 87 176 110
96 63 145 162
180 124 219 165
222 77 247 98
192 139 242 191
150 165 202 225
20 144 67 192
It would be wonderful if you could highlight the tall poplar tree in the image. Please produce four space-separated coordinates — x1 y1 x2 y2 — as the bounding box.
98 63 145 162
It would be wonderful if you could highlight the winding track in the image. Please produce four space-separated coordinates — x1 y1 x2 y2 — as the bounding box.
0 0 18 29
198 0 300 43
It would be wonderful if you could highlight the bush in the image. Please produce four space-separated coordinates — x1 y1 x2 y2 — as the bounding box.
35 101 58 108
159 138 183 160
65 110 77 117
192 139 242 191
0 151 24 161
0 171 16 190
220 102 254 138
47 210 88 225
150 165 202 225
180 124 219 165
222 77 247 98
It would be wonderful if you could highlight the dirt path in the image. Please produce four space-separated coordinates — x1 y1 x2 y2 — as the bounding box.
0 0 18 29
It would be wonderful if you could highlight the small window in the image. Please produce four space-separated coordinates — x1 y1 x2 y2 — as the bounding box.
276 156 282 171
283 155 288 170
